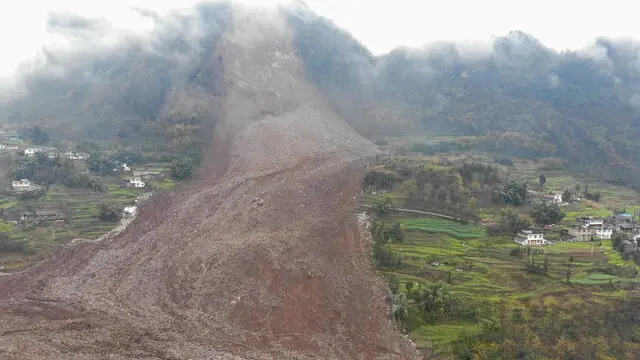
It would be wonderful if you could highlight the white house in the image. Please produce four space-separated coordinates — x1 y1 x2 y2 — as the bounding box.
129 177 146 188
514 230 552 246
12 179 31 191
65 151 90 160
569 217 613 241
24 148 43 157
541 192 563 204
114 163 131 172
569 218 613 241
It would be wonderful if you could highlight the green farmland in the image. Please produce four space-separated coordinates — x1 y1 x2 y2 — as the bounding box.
378 210 640 357
399 217 486 239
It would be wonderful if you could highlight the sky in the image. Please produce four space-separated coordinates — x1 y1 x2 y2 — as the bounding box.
0 0 638 77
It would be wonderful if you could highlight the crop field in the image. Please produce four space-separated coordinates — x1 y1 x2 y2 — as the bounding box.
0 181 145 269
563 202 613 223
380 210 640 354
399 217 487 239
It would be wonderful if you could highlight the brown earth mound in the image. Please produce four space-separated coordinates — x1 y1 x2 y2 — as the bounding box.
0 6 418 360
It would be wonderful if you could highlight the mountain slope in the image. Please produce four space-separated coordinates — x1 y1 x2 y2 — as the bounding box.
8 4 640 186
0 5 416 360
289 23 640 186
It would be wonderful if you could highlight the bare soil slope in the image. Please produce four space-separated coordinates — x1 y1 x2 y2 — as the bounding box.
0 6 417 360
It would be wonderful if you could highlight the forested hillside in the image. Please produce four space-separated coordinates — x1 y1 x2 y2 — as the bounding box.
290 11 640 187
0 3 231 164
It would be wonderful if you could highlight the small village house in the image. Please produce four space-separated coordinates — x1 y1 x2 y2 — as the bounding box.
113 163 131 172
65 151 90 160
514 230 552 246
610 213 636 232
129 177 146 188
12 179 32 192
541 192 563 205
132 170 162 181
24 147 43 157
17 210 66 228
568 217 613 241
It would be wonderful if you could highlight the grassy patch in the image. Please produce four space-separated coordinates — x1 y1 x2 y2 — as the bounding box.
0 219 14 233
0 201 18 209
150 178 176 190
564 203 613 222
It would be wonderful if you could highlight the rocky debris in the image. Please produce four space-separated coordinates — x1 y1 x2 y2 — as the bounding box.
0 5 416 360
252 196 265 207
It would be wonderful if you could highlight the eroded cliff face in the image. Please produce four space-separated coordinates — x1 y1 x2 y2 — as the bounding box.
0 5 417 360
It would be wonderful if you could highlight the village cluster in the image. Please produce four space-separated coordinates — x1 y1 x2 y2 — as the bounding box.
0 128 163 230
512 189 636 247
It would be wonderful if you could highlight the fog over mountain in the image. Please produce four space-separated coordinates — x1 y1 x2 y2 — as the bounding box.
3 1 640 184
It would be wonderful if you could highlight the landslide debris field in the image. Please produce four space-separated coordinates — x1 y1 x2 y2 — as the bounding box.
0 7 417 360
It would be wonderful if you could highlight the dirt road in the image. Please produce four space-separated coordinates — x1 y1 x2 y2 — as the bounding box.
0 6 418 360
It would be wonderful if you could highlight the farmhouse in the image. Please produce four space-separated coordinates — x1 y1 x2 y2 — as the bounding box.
113 163 131 172
17 210 66 227
24 147 43 157
65 151 90 160
514 230 552 246
12 179 32 191
132 170 162 180
129 177 146 188
541 192 563 205
610 213 636 232
568 217 613 241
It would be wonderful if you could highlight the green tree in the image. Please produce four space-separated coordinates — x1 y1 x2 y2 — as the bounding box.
391 293 409 330
539 174 546 188
387 221 404 243
494 182 528 206
487 209 531 235
405 281 414 292
532 202 565 225
562 189 572 202
388 274 400 294
89 177 107 192
98 203 122 222
26 125 49 145
373 195 394 215
88 152 113 176
171 159 194 180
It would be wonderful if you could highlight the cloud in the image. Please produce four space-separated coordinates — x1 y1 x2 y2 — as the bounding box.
0 2 236 109
547 73 560 87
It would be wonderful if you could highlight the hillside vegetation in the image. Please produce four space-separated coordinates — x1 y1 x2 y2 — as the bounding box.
6 5 640 186
290 12 640 187
366 154 640 359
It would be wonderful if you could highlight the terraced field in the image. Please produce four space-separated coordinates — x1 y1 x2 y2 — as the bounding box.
399 217 486 239
0 180 147 270
381 212 640 354
44 184 143 238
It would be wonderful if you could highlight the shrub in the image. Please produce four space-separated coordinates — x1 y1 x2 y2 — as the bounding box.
98 203 122 222
171 159 194 180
